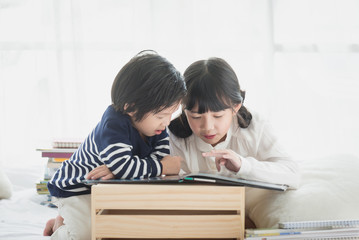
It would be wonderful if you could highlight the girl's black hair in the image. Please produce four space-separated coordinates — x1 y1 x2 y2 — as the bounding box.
111 50 186 121
169 57 252 138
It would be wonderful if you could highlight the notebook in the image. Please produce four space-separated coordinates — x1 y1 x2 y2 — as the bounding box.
52 138 83 149
278 219 359 229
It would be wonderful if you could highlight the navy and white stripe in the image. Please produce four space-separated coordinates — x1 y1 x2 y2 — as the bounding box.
48 105 169 198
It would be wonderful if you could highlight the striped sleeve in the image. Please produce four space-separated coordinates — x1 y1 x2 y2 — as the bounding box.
100 137 168 179
98 121 169 179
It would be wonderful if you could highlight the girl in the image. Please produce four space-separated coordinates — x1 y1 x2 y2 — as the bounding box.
44 51 186 239
168 57 300 189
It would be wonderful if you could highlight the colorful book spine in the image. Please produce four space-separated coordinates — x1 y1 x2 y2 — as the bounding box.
41 152 73 158
246 232 301 237
246 228 302 237
36 181 50 195
245 226 359 239
53 158 68 162
38 148 76 158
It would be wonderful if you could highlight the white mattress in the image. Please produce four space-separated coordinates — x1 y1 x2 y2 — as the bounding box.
0 164 57 240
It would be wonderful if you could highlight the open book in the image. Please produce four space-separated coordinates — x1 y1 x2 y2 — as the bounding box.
82 172 288 191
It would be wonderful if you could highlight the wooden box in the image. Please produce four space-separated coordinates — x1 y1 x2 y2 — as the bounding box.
91 184 245 240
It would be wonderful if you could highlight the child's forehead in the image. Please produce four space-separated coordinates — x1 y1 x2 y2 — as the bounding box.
156 102 181 115
187 108 227 114
187 99 231 113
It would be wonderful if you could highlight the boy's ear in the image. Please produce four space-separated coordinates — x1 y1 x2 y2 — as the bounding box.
124 103 135 117
124 103 129 111
233 103 242 115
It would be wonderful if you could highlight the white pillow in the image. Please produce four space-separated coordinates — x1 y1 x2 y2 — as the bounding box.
246 154 359 228
0 167 12 199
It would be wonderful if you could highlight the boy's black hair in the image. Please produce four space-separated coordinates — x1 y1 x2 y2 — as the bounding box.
111 50 186 121
169 57 252 138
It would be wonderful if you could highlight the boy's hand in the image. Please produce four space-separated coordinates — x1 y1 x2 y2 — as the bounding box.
161 155 183 175
202 149 242 172
87 165 115 180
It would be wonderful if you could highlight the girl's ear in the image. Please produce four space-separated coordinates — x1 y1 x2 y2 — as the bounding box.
232 103 242 115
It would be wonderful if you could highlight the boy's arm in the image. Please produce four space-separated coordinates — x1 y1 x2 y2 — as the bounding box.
87 165 115 180
160 155 182 175
97 136 181 178
100 131 170 179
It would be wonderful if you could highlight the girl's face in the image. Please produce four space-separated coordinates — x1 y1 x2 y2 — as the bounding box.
185 104 241 147
129 102 181 139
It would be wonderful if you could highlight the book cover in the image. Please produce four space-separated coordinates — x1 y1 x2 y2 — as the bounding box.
183 172 288 191
82 172 288 191
37 148 77 153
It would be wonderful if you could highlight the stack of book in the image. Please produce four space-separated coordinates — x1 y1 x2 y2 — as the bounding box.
36 139 82 207
245 219 359 239
40 148 77 180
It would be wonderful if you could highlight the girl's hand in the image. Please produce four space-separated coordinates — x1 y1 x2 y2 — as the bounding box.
202 149 242 172
87 165 115 180
161 155 183 175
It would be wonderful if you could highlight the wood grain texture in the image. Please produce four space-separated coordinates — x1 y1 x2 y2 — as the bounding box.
91 184 245 240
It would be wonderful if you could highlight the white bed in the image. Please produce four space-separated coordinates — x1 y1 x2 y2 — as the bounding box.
0 164 56 240
1 154 359 239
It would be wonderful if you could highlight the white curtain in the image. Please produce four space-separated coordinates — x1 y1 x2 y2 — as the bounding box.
271 0 359 159
0 0 358 167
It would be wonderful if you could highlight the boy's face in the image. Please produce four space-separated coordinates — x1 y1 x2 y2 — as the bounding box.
130 103 181 138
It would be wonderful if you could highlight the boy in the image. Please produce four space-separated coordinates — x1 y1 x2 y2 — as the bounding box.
44 50 186 240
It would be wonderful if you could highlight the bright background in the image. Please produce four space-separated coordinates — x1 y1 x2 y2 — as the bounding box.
1 0 359 168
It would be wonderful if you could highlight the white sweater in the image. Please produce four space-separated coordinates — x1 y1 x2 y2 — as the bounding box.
169 112 300 189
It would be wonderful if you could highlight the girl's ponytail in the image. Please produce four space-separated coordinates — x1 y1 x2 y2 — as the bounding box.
237 90 252 128
168 112 193 138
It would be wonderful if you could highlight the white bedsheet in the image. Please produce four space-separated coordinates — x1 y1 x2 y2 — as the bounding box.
0 164 57 240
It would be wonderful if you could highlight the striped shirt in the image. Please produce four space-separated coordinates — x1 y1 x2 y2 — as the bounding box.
48 105 169 198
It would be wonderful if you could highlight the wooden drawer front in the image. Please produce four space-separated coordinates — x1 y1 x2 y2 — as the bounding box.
92 184 244 211
94 214 242 238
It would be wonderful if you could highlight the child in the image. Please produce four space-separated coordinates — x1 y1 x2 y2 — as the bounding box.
168 57 300 189
43 50 186 239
